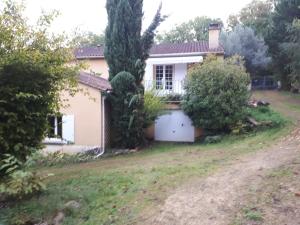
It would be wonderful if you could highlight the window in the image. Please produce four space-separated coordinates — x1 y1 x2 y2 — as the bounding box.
155 65 164 89
47 116 63 139
155 65 174 90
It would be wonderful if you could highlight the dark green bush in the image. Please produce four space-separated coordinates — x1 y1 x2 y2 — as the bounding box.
109 71 145 148
182 56 251 132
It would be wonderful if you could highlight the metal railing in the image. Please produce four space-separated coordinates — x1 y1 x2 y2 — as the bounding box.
251 76 278 90
144 80 185 95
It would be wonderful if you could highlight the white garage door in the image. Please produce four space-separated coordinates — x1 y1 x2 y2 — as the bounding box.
155 110 195 142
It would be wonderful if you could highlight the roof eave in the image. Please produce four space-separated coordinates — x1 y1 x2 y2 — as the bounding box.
76 56 105 60
149 51 224 58
75 51 224 60
78 80 111 92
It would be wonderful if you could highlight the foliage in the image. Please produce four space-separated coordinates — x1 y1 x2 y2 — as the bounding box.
229 105 286 135
0 1 79 178
280 19 300 91
204 135 222 144
104 0 165 148
105 0 165 83
220 25 271 75
182 56 251 132
157 16 223 43
266 0 300 90
0 170 46 200
28 151 95 167
108 71 145 148
227 0 274 38
161 94 183 102
246 106 286 128
72 31 105 47
143 91 164 127
0 154 47 200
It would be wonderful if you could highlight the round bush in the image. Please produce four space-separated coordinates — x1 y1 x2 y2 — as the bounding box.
182 56 251 132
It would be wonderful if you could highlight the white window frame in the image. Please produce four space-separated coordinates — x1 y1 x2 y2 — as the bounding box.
48 116 62 138
44 115 74 145
154 65 174 90
44 116 64 144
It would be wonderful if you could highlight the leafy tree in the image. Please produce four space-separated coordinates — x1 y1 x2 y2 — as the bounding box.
267 0 300 90
228 0 274 37
281 19 300 91
182 55 251 132
104 0 164 148
0 0 79 177
72 31 105 47
220 25 271 75
157 16 223 43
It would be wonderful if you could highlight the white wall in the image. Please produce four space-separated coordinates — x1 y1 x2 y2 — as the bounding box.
175 63 187 82
144 56 203 94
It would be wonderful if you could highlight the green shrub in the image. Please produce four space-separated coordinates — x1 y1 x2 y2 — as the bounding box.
143 91 164 127
0 154 47 200
0 170 46 200
109 71 145 148
0 1 79 178
182 55 251 132
161 94 183 102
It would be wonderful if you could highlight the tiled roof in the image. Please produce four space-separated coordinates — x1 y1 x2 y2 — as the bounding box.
75 46 104 59
78 71 111 91
74 41 224 59
150 42 224 56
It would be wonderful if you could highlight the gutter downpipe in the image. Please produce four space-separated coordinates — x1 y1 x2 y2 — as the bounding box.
95 92 106 158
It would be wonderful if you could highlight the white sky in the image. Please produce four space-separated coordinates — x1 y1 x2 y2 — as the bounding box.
22 0 253 35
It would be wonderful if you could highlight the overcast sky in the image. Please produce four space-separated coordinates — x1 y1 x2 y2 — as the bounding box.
22 0 253 35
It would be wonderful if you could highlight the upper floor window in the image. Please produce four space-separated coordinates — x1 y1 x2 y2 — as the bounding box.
154 65 174 90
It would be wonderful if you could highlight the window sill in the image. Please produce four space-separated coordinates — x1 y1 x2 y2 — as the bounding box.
43 138 67 145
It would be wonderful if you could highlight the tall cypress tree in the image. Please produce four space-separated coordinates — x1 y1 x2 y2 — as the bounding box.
105 0 164 148
105 0 164 84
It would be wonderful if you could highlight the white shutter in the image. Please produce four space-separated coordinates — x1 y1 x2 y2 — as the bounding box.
62 115 75 143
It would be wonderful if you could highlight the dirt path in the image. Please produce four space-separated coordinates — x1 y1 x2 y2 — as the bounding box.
145 91 300 225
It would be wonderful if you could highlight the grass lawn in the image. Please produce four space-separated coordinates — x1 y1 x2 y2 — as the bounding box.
1 127 291 225
1 91 297 225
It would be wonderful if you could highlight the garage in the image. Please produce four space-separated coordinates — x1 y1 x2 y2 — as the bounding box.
154 110 195 142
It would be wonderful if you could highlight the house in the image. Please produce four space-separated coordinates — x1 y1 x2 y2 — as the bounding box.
46 23 224 150
44 71 111 153
73 23 224 143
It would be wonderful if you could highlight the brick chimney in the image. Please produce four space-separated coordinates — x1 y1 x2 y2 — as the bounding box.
209 23 221 49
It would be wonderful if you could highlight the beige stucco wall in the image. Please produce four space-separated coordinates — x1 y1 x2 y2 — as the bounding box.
60 83 103 146
81 58 109 79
